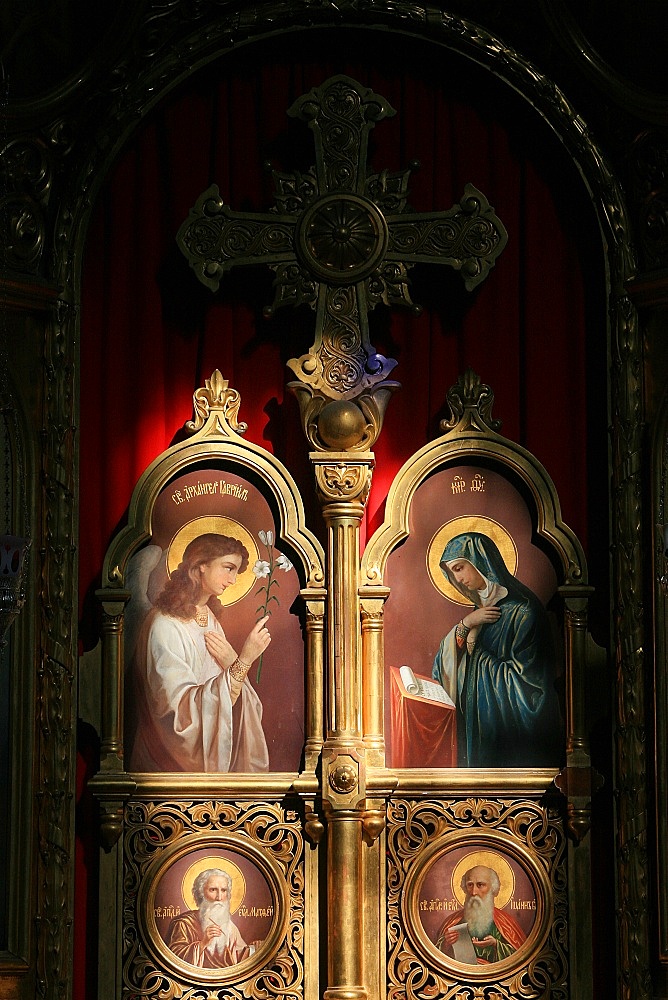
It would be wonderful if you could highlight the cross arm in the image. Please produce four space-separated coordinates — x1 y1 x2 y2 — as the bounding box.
176 184 296 293
385 184 508 290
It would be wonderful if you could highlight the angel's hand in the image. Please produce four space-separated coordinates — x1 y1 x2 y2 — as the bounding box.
204 629 237 669
239 615 272 665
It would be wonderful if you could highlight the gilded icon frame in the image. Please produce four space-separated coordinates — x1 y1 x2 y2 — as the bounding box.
85 373 326 999
137 832 290 985
401 828 553 981
361 372 591 780
90 371 326 806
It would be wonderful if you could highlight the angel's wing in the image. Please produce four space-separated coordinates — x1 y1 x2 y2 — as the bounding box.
124 544 164 665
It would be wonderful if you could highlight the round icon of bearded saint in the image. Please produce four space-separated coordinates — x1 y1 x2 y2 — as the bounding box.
434 851 528 967
163 857 253 970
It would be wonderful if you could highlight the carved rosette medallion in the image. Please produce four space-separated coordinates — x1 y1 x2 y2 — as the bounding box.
323 752 365 810
297 194 389 284
329 761 359 794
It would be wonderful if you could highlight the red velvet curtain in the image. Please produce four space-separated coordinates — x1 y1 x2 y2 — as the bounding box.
80 34 603 622
76 28 606 999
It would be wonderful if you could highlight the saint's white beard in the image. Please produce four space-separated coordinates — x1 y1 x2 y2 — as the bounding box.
199 899 231 954
463 892 496 939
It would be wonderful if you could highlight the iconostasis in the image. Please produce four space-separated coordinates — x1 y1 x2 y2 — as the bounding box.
77 36 609 1000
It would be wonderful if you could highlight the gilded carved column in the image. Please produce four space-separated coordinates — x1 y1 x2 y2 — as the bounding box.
556 587 599 841
360 594 388 767
96 591 130 765
555 588 602 1000
314 456 372 736
303 594 326 770
90 589 136 849
313 452 373 1000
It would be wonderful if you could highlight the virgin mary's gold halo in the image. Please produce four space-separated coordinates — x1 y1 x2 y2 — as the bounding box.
451 851 515 910
427 516 518 606
167 516 259 606
181 856 246 914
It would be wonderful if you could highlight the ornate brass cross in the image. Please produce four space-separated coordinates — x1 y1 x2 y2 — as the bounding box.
177 75 507 449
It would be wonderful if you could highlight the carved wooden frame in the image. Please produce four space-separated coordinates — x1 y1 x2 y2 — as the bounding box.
651 393 668 966
361 370 592 779
85 371 325 997
0 365 36 975
129 815 300 997
360 370 598 995
386 795 568 1000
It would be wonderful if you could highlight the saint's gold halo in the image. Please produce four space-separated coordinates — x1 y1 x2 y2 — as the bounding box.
427 516 518 606
167 516 260 607
181 856 246 914
451 851 515 910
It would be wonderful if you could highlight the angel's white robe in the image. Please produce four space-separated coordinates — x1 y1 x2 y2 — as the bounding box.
129 608 268 772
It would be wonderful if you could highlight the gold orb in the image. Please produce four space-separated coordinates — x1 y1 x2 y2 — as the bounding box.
318 400 367 449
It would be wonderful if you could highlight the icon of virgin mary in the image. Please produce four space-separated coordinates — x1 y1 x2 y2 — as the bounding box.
432 532 562 767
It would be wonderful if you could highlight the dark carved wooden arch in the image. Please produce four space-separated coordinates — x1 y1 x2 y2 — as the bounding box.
3 5 644 998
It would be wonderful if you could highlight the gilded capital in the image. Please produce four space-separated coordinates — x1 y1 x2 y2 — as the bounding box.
312 453 374 507
290 379 399 452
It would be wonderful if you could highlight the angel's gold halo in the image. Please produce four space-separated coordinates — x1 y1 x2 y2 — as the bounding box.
427 516 518 606
167 516 259 607
182 856 246 914
451 851 515 910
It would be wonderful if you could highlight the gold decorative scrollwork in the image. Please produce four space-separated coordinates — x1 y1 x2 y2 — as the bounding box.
440 369 501 434
123 799 304 1000
386 797 567 1000
0 137 51 272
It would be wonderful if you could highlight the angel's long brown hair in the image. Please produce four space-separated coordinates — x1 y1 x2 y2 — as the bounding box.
154 533 249 624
